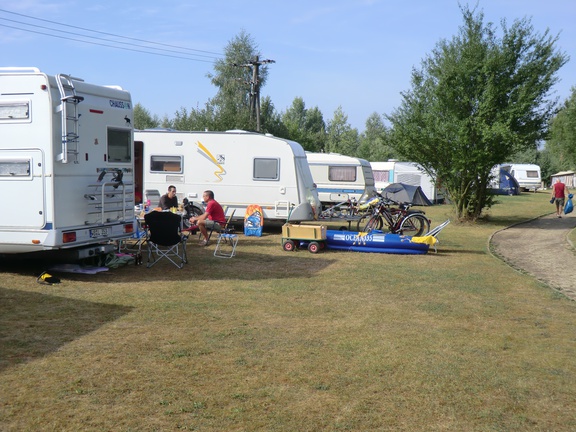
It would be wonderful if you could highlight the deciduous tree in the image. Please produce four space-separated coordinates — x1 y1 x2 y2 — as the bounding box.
388 5 567 220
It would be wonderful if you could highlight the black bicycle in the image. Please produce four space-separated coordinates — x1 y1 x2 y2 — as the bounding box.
356 195 430 236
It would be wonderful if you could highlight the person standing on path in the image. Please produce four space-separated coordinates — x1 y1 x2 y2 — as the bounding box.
551 179 570 218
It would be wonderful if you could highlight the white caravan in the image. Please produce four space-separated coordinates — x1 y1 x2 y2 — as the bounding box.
371 161 444 203
500 163 541 191
306 152 376 208
393 162 443 203
0 68 135 257
135 130 321 222
370 161 396 193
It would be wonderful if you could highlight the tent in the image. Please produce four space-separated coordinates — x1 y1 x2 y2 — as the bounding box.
382 183 433 206
490 168 520 196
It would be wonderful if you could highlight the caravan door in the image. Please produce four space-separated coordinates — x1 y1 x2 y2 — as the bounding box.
0 149 45 228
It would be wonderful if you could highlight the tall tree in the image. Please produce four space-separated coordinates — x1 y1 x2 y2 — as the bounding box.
325 106 359 155
133 103 160 130
357 112 395 161
259 96 288 137
388 5 567 220
206 30 269 131
281 97 326 151
546 87 576 173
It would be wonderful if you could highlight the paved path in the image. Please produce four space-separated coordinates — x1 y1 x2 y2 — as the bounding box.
490 213 576 301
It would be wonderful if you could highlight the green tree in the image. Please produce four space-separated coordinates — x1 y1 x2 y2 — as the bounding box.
259 96 288 137
206 30 269 131
325 106 359 155
357 112 396 161
281 97 326 151
388 5 567 220
546 87 576 173
133 103 160 130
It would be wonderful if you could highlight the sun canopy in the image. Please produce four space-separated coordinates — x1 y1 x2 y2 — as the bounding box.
382 183 433 206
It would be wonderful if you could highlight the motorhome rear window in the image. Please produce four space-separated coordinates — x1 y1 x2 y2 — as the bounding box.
0 102 30 122
0 159 30 177
329 166 356 182
150 155 183 173
107 128 131 163
527 170 539 178
253 158 279 180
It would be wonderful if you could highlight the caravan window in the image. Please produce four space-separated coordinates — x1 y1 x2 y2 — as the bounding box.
150 155 183 173
527 170 539 178
253 158 279 181
0 101 30 123
0 159 30 177
107 128 132 163
373 170 390 183
329 166 356 182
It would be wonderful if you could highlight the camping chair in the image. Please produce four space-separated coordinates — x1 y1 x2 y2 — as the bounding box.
206 207 235 242
213 210 238 258
144 211 188 268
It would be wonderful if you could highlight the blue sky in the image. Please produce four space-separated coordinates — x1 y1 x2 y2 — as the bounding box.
1 0 575 131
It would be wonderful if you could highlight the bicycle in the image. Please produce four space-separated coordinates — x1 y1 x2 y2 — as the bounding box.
356 194 430 236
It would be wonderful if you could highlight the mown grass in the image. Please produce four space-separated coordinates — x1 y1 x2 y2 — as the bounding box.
1 191 575 431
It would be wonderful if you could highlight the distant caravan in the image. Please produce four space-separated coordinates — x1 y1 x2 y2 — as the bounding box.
500 163 541 192
135 129 321 223
371 161 444 204
306 152 376 209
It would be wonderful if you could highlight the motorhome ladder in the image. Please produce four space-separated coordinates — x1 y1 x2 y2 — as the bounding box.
56 74 84 164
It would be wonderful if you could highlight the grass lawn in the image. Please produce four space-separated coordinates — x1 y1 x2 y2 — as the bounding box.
1 191 575 431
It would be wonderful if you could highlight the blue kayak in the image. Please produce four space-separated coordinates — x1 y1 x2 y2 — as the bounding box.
325 230 431 255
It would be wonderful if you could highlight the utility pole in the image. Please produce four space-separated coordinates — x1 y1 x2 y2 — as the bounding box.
233 56 275 132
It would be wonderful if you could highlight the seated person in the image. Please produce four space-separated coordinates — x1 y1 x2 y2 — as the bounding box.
189 190 226 246
159 185 178 210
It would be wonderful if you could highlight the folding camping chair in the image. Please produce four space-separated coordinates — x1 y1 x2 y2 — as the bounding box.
206 208 235 242
144 211 188 268
212 210 238 258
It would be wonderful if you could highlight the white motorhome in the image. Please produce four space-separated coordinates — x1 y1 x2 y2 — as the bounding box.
135 129 321 222
500 163 541 191
0 67 135 257
305 152 376 208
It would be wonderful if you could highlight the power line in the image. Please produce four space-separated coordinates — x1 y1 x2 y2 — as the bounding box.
0 8 225 61
0 17 220 61
0 23 219 63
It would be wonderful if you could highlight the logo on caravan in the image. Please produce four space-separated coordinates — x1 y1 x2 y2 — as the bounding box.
196 141 226 182
109 100 132 109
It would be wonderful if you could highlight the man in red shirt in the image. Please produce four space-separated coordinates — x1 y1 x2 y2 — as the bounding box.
551 179 570 218
189 190 226 245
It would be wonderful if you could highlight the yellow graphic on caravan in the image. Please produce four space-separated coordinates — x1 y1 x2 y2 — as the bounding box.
196 141 226 182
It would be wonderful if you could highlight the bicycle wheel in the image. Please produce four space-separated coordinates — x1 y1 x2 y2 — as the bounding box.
358 214 382 232
399 214 430 236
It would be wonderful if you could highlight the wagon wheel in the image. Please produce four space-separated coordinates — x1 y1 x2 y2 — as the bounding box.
283 239 296 251
308 241 321 254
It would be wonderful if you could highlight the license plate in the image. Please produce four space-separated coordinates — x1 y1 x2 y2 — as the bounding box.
90 228 109 238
